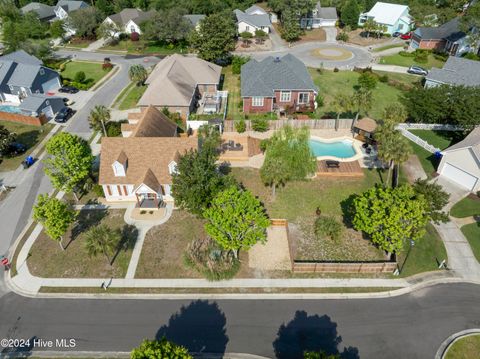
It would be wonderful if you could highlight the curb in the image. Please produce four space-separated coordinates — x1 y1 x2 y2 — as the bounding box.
91 65 120 92
435 329 480 359
8 351 270 359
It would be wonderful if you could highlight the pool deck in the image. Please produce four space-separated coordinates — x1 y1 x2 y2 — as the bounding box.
316 160 364 177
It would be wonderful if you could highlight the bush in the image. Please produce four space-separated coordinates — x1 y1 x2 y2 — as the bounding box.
336 31 349 42
58 63 66 72
333 67 339 72
92 184 104 198
259 138 270 152
251 117 269 132
235 119 246 133
130 32 139 41
238 99 243 110
462 52 480 61
105 121 123 137
316 94 324 107
379 74 389 83
314 216 343 241
74 71 86 83
399 50 415 57
102 62 113 70
231 55 250 74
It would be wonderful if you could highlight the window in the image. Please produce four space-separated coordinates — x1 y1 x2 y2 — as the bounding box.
298 92 310 104
252 97 264 107
398 24 404 30
245 25 250 31
280 91 291 102
168 161 177 175
130 25 135 33
106 185 112 196
45 100 49 105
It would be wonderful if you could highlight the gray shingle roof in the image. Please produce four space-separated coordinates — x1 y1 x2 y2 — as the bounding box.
107 8 144 27
0 61 16 84
443 126 480 161
7 64 42 87
0 50 42 65
21 2 56 20
234 9 271 28
183 14 205 27
415 17 465 42
241 54 318 97
318 7 337 20
55 0 89 13
245 5 267 15
426 56 480 87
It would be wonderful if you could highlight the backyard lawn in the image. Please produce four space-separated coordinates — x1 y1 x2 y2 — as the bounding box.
451 195 480 218
28 209 135 278
379 53 446 69
406 130 464 178
461 223 480 263
61 61 111 89
445 334 480 359
311 69 420 119
0 121 54 172
116 83 147 110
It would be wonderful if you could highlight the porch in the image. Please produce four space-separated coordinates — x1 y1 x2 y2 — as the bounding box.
195 91 228 115
134 192 163 209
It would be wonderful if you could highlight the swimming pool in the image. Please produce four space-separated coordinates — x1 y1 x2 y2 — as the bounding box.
309 139 356 159
0 105 22 114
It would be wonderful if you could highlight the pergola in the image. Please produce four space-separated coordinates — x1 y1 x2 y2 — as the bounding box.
353 117 377 142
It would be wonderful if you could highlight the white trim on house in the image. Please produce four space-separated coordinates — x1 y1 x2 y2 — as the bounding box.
252 96 264 107
298 92 310 104
280 91 291 102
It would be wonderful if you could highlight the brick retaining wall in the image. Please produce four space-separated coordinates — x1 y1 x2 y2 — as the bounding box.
292 261 397 273
0 111 47 126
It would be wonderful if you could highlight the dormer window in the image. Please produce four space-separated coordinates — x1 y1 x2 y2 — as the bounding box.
168 160 177 175
39 68 45 75
113 151 128 176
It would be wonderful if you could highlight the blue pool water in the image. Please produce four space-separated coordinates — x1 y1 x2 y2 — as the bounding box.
0 105 22 114
309 139 356 158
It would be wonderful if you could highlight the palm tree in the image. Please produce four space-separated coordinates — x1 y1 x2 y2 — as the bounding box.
88 105 110 137
84 225 120 266
353 88 373 122
128 64 148 86
331 93 352 130
260 156 289 200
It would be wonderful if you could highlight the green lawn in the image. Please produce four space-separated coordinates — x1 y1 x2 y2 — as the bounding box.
445 334 480 359
372 44 404 52
0 121 54 172
61 61 110 89
461 223 480 263
379 53 446 69
406 130 464 178
101 40 187 55
311 69 419 119
398 223 447 277
451 196 480 218
117 83 147 110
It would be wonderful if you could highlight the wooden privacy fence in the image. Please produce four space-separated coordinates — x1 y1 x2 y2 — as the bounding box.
292 261 397 273
224 119 354 132
0 111 47 126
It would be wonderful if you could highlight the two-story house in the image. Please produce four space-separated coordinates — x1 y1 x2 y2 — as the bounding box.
54 0 90 36
240 54 318 114
103 8 156 36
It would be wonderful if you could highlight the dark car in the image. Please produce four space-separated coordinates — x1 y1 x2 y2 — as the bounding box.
54 107 73 123
400 32 412 40
8 142 27 155
407 65 428 76
59 86 79 94
392 31 401 37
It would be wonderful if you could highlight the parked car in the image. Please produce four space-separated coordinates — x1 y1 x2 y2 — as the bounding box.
54 107 73 123
392 32 401 37
59 86 79 94
400 32 412 40
8 142 27 155
407 66 428 76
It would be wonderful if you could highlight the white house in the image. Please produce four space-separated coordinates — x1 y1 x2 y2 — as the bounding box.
358 2 413 35
103 8 156 36
54 0 89 36
300 1 338 28
234 5 271 35
437 127 480 192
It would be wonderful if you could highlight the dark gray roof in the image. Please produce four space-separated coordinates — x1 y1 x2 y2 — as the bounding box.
19 94 63 112
414 17 466 42
0 50 42 65
234 9 271 28
21 2 55 20
241 54 318 97
0 61 16 84
7 64 42 87
426 56 480 87
183 14 205 27
108 8 144 27
55 0 89 13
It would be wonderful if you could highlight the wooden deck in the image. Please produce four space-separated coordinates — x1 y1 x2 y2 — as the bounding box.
316 160 364 177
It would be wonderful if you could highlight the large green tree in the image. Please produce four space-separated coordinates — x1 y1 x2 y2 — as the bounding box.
43 133 94 202
280 8 303 42
33 194 76 250
88 105 111 137
142 8 193 43
67 7 103 38
188 11 236 62
203 186 270 259
0 125 16 157
461 2 480 52
131 338 192 359
128 64 148 86
84 225 121 266
341 0 360 29
413 179 449 223
352 184 429 254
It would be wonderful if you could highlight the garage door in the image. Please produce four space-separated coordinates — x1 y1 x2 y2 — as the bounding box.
42 77 60 93
41 105 54 119
441 163 478 191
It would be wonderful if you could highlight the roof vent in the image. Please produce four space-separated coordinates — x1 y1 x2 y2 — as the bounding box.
274 57 281 63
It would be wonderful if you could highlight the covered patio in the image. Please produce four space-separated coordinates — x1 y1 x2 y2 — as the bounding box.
134 172 164 209
353 117 377 143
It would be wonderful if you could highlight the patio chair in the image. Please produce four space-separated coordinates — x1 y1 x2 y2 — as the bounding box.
326 160 340 168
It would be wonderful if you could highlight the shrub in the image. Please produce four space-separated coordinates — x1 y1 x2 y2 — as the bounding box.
333 67 339 72
235 119 246 133
74 71 86 83
238 99 243 110
105 121 122 137
314 216 343 241
231 55 250 74
251 117 269 132
399 50 415 57
92 184 104 198
462 52 480 61
316 94 324 107
58 63 66 72
130 32 139 41
336 31 349 42
259 138 270 152
102 62 113 70
379 74 389 83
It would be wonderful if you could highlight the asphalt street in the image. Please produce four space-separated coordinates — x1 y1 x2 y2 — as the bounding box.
0 283 479 358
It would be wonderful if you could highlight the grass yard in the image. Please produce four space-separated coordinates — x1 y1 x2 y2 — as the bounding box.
445 334 480 359
0 121 54 172
223 66 242 121
28 209 135 278
398 223 447 277
451 195 480 218
298 28 327 42
372 44 404 52
311 69 419 119
379 53 446 69
461 223 480 263
117 83 147 110
61 61 110 89
101 40 187 55
406 130 464 178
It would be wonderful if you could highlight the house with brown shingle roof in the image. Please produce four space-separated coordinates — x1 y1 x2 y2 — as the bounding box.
137 54 222 120
99 106 195 207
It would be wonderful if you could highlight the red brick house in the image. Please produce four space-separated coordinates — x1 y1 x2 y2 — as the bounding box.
241 54 318 114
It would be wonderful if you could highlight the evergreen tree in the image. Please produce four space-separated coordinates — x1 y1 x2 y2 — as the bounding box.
341 0 360 29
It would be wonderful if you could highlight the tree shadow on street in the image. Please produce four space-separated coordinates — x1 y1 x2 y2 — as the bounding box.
155 300 229 355
273 311 359 359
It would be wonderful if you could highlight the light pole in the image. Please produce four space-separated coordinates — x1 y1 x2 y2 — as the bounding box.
400 239 415 274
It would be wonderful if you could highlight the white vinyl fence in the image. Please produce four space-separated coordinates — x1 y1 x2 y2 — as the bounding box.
398 129 441 154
